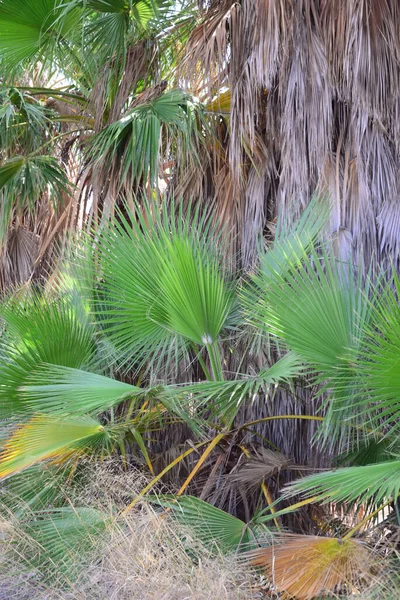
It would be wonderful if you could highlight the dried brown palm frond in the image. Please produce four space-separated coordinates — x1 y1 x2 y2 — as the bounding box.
5 226 39 286
91 39 154 131
174 114 244 265
246 0 292 91
248 534 377 600
0 184 71 291
206 88 231 115
178 0 400 273
228 448 291 488
180 0 238 93
0 461 264 600
242 164 269 269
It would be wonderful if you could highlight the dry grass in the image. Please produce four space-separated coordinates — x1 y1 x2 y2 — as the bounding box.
0 463 263 600
60 509 263 600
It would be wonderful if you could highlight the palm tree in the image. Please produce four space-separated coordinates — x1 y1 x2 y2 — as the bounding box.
0 201 399 598
2 1 400 299
1 3 400 596
0 0 203 287
4 0 397 472
0 202 304 505
172 0 400 479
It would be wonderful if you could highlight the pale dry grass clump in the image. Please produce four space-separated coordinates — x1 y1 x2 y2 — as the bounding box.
63 507 264 600
0 509 263 600
0 462 263 600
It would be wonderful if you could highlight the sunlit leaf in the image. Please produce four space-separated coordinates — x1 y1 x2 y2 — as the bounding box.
96 202 235 372
21 365 142 416
0 0 80 69
0 291 97 417
0 415 107 479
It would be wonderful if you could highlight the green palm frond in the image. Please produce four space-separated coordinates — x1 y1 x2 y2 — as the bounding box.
0 290 97 417
89 90 203 188
1 154 70 199
0 0 81 70
352 274 400 432
20 506 110 581
20 365 142 417
261 196 330 284
337 435 396 467
57 0 168 86
245 240 375 447
149 495 264 553
0 415 108 480
286 459 400 507
85 0 132 12
266 254 368 372
0 88 52 152
0 154 71 242
241 196 331 355
85 10 128 56
158 236 234 345
96 202 235 372
0 156 24 188
182 352 303 424
242 197 329 308
1 463 73 515
81 0 131 65
130 0 161 28
1 290 95 363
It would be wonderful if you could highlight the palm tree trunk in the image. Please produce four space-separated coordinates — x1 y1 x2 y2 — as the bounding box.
181 0 400 272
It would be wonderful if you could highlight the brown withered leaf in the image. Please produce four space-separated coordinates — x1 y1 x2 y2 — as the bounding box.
248 534 375 600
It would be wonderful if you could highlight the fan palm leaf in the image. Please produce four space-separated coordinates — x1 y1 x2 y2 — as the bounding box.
351 272 400 432
0 156 25 188
0 415 108 480
0 0 80 70
182 352 303 424
228 448 292 488
244 239 376 449
20 365 142 417
96 202 235 372
149 495 264 553
338 435 396 467
18 506 110 582
248 534 374 600
19 364 207 437
0 87 53 152
89 90 203 189
285 459 400 508
0 154 71 242
265 255 367 372
0 290 97 417
1 463 74 515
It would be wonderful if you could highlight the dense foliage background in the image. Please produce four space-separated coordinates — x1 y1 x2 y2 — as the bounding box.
0 1 400 598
